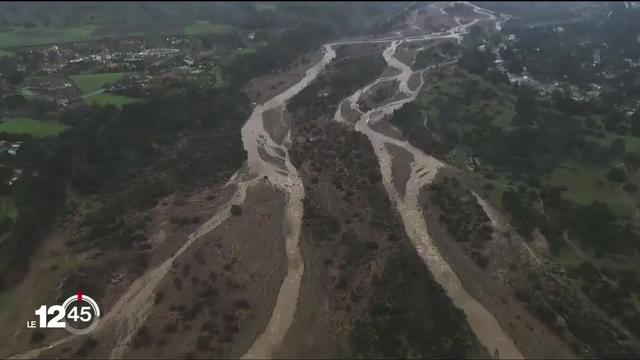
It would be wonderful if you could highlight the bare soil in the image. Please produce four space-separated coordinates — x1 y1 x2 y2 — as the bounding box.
381 66 402 78
263 107 290 145
334 42 387 61
369 117 403 141
386 142 414 198
40 181 288 359
394 46 416 67
358 80 400 113
0 222 80 357
408 71 422 92
121 182 287 359
1 181 241 358
339 100 361 124
256 144 287 173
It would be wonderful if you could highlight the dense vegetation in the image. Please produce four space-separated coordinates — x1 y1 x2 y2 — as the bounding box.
0 2 406 49
427 176 493 268
0 0 417 314
222 21 336 88
391 5 640 355
288 47 387 119
351 244 479 359
498 2 640 97
0 83 250 290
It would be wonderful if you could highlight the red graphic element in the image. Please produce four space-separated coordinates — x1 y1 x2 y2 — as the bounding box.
77 289 82 302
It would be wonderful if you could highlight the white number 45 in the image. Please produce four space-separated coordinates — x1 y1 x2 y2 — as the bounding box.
67 306 92 322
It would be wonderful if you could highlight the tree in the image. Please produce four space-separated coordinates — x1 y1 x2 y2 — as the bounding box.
611 138 626 156
230 204 242 216
504 51 524 75
458 47 494 76
0 57 24 85
515 85 538 124
0 166 13 195
573 201 618 251
600 91 620 113
604 111 625 132
584 117 598 130
607 166 626 182
614 122 629 135
631 110 640 136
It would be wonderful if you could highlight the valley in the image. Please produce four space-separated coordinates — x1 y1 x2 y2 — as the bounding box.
1 2 640 359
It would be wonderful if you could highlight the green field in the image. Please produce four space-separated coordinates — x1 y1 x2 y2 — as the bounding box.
0 196 17 221
184 21 234 36
0 49 14 58
416 67 516 132
70 72 137 108
586 131 640 154
19 88 34 98
549 161 636 217
70 72 130 94
0 117 69 137
85 93 137 108
211 66 228 88
0 25 97 49
236 48 257 56
446 146 469 169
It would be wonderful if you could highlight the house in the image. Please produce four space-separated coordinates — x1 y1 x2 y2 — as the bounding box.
8 169 23 186
7 141 23 156
467 156 480 170
593 49 601 66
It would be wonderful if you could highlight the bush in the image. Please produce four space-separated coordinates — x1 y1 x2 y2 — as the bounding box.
366 241 380 250
514 287 532 302
623 183 638 193
482 182 496 190
196 335 211 351
164 322 178 333
154 291 165 305
74 337 98 356
607 167 626 183
230 204 242 216
30 330 45 344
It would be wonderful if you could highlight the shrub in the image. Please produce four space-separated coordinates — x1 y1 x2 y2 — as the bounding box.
230 205 242 216
154 291 165 305
30 330 45 344
607 167 626 183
